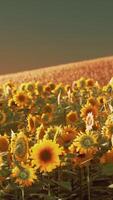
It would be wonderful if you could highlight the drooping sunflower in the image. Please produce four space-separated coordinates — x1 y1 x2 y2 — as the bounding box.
71 131 97 154
11 132 28 162
0 110 7 125
56 125 78 147
27 114 37 134
81 103 98 119
0 135 9 152
31 139 63 172
13 91 30 108
36 124 46 140
12 164 37 187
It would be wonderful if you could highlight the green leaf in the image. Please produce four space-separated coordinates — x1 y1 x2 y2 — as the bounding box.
52 180 72 191
102 163 113 176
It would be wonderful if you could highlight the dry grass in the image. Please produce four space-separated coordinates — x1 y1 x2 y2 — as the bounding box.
0 56 113 85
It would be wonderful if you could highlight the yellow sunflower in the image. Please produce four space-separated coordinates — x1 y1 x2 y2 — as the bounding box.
0 135 9 152
87 97 98 106
0 110 7 125
71 131 97 154
27 114 36 134
31 139 63 172
11 132 28 162
12 164 37 187
13 91 30 108
81 103 98 119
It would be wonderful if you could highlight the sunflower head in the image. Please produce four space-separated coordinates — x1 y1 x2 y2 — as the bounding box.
36 125 46 140
27 114 36 134
12 164 37 187
31 139 63 172
86 78 95 87
13 91 30 108
72 131 97 154
25 82 35 93
81 103 98 119
56 126 78 147
87 97 98 106
66 111 78 124
11 132 28 162
97 96 106 105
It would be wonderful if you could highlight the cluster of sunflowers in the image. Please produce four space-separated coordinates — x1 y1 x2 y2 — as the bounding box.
1 77 113 199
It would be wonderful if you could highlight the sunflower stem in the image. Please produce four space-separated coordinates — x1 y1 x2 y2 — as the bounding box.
80 167 84 200
21 187 25 200
86 164 91 200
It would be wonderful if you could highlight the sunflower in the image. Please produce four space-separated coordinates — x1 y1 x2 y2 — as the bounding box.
11 132 28 162
97 96 106 105
27 114 36 134
25 82 35 93
66 111 78 124
81 103 98 119
35 82 43 94
36 125 46 140
12 164 37 187
87 97 98 106
86 78 95 87
31 139 63 172
0 135 9 152
102 124 113 138
56 126 78 147
13 91 30 108
71 131 97 154
0 110 7 125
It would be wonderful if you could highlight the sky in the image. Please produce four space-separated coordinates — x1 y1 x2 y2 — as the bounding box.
0 0 113 74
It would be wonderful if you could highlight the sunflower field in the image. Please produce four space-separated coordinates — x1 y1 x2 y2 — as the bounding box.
1 78 113 199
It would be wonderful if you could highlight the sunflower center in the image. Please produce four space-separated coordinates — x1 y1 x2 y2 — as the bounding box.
19 170 29 180
81 137 94 148
18 95 26 102
39 148 52 162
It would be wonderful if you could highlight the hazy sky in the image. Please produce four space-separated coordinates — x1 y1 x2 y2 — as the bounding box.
0 1 113 74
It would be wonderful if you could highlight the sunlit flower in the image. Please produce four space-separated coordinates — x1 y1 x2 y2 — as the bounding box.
71 131 97 154
56 126 78 147
12 164 37 187
81 103 98 119
31 139 63 172
27 114 36 134
36 125 46 140
13 91 30 108
11 132 28 162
